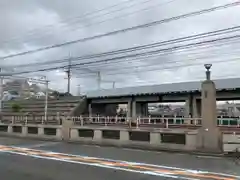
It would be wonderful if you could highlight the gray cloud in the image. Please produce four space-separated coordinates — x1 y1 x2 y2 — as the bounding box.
0 0 240 95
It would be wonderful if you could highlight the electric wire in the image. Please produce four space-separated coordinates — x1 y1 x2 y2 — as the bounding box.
1 1 239 60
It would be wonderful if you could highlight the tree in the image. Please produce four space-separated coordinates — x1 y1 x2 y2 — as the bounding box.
11 103 22 112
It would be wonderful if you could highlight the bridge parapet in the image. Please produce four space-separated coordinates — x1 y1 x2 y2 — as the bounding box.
0 117 239 154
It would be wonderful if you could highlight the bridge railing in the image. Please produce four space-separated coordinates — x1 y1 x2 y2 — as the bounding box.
1 115 239 128
0 116 61 125
71 115 202 128
72 116 129 126
137 116 201 128
217 117 240 127
72 115 240 128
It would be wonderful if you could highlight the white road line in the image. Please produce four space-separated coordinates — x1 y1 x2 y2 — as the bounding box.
119 147 224 159
196 155 222 159
22 142 60 148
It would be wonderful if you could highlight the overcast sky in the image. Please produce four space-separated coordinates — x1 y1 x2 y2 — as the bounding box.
0 0 240 94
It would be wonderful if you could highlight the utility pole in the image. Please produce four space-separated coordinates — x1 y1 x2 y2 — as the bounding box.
0 68 3 113
44 76 49 122
77 84 81 96
65 56 71 94
97 71 101 90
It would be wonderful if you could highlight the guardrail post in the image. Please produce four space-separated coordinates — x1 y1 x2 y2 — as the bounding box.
97 115 99 123
57 112 60 125
173 115 176 124
104 117 107 126
41 116 44 125
166 118 169 129
25 116 28 125
193 118 196 126
80 116 83 126
136 117 139 129
11 116 14 124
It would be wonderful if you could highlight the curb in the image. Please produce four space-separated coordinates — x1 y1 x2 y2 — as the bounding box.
67 140 225 158
0 134 228 158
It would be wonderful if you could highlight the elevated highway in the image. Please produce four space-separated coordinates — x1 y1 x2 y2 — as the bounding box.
85 77 240 118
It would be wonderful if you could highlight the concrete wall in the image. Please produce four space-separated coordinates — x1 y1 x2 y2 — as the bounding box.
0 123 62 140
1 122 238 154
222 133 240 152
70 126 198 151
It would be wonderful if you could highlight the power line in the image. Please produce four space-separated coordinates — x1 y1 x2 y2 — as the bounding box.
71 35 240 70
71 42 240 76
8 0 176 46
72 45 240 73
4 33 240 76
76 56 240 77
1 0 143 45
3 0 176 46
4 25 240 69
1 1 239 60
9 34 240 76
9 36 240 77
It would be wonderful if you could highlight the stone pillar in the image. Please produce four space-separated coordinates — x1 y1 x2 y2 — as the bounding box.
93 129 102 141
7 125 13 133
197 64 221 152
120 130 129 141
150 132 161 145
22 126 27 136
61 117 73 141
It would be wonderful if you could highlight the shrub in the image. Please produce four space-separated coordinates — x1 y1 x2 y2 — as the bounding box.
11 103 22 112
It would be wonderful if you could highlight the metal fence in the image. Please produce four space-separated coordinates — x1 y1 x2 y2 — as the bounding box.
0 115 240 128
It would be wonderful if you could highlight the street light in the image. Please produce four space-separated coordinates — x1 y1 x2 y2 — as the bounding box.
204 64 212 80
204 64 212 71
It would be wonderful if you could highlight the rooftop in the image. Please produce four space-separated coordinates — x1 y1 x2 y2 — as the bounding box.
86 78 240 98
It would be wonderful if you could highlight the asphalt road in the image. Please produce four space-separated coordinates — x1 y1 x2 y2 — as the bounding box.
0 137 239 180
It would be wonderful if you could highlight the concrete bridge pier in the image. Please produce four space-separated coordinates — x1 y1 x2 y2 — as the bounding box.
185 96 201 122
192 98 201 118
127 99 148 123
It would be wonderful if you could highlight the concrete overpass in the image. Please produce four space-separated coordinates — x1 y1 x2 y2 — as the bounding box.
85 77 240 118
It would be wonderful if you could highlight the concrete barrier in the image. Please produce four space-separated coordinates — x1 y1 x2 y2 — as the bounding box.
0 123 62 140
2 122 238 154
70 126 198 151
222 133 240 152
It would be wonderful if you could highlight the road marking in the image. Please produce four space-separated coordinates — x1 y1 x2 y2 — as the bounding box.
196 155 222 159
81 144 224 160
0 144 239 180
22 142 60 148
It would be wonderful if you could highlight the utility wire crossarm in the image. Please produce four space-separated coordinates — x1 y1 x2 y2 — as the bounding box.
0 1 239 60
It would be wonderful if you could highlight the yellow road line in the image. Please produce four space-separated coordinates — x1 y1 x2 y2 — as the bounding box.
0 145 238 180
